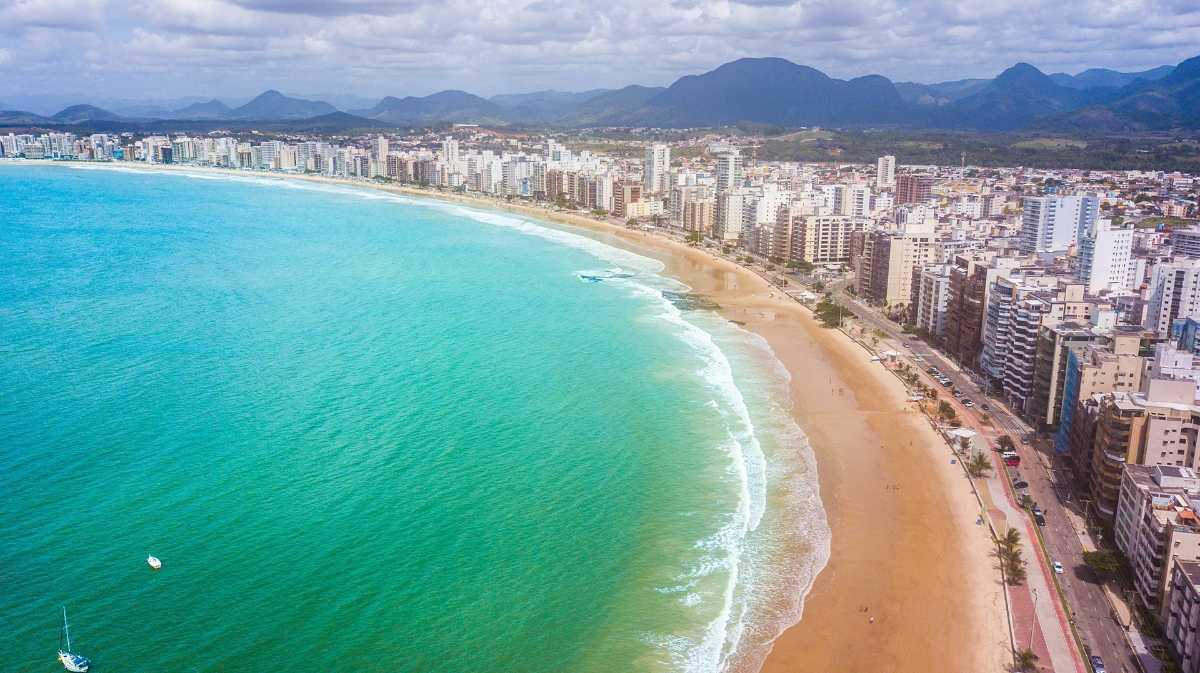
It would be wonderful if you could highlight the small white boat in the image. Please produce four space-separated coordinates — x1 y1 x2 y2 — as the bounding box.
57 606 91 672
147 555 162 570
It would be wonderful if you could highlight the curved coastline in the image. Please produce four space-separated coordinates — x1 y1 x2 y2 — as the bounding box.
4 159 1007 672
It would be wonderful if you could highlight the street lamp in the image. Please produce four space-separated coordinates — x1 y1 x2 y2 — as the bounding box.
1029 588 1039 650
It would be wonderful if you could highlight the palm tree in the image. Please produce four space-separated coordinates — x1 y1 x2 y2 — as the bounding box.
996 527 1026 584
997 527 1021 554
965 451 992 478
1012 647 1039 672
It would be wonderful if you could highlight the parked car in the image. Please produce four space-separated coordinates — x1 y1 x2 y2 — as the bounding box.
980 403 990 411
1090 655 1106 673
1032 507 1046 526
962 399 975 407
1013 480 1028 489
1053 561 1064 574
940 379 953 387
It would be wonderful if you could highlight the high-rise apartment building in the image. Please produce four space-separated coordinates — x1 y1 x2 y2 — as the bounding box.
857 224 936 310
715 149 744 193
1146 258 1200 338
876 155 896 188
1078 220 1135 294
1019 195 1100 254
895 174 933 205
642 144 670 195
1115 465 1200 617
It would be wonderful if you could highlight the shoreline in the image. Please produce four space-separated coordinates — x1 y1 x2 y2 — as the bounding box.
11 159 1010 671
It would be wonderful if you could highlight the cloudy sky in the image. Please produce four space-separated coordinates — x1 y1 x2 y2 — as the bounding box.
2 0 1199 101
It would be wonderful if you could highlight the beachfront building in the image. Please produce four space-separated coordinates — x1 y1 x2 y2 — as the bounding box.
714 189 746 242
781 211 856 265
914 264 953 342
857 223 936 313
1166 558 1200 673
1029 320 1106 430
943 252 996 368
1055 332 1147 472
1114 465 1200 617
1089 378 1200 520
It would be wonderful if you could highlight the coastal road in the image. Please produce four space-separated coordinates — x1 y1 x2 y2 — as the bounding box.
825 283 1144 673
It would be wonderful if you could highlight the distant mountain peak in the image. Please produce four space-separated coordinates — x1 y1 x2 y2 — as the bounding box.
229 91 337 120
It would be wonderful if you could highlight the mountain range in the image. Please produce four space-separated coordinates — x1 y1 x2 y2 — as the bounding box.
2 55 1198 133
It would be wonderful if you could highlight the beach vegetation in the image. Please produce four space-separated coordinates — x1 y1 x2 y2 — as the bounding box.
685 231 703 245
813 296 845 329
937 400 957 422
996 527 1027 584
1012 647 1039 672
998 435 1016 451
787 260 814 273
965 451 992 477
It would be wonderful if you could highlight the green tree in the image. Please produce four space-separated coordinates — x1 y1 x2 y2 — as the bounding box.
814 297 845 329
685 231 703 245
998 435 1015 451
1083 550 1121 580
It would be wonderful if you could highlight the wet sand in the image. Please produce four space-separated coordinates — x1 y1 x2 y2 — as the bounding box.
47 163 1010 671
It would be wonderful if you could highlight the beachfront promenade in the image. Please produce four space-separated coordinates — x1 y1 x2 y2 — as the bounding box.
812 276 1154 673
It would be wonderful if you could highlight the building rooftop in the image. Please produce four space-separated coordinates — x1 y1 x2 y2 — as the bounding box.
1176 558 1200 588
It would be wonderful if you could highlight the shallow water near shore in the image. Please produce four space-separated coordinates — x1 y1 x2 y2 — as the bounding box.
0 162 828 673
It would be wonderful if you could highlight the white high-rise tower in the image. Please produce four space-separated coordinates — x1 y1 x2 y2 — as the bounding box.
642 144 670 195
876 155 896 188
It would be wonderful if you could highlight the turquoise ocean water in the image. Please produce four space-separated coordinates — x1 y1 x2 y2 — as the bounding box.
0 163 829 673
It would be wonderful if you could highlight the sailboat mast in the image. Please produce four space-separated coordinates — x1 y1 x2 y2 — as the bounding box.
62 606 72 652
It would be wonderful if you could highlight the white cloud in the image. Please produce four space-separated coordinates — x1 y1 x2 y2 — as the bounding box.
0 0 1198 97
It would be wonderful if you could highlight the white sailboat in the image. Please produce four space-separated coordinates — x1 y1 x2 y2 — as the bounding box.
57 606 91 672
147 555 162 570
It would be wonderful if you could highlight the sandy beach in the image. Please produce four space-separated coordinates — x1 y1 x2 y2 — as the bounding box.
35 161 1011 671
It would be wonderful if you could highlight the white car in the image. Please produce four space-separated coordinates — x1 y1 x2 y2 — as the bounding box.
1053 561 1064 574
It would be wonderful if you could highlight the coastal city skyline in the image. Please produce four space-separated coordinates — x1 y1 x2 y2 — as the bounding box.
5 113 1199 672
6 2 1200 673
2 0 1199 97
